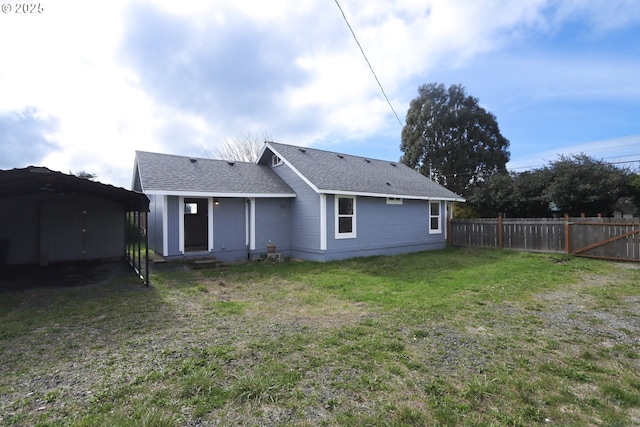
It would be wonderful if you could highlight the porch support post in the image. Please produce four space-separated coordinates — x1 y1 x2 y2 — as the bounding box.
249 197 256 251
178 196 185 254
320 194 327 251
208 198 214 252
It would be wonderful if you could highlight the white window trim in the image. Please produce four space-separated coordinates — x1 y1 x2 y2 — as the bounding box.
386 197 403 205
335 195 356 239
429 201 441 234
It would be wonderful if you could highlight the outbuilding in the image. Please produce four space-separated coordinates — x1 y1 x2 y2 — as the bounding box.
0 167 149 277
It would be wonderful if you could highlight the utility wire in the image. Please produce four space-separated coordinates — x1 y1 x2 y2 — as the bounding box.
333 0 403 128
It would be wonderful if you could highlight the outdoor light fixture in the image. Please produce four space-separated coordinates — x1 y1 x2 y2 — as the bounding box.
214 199 220 206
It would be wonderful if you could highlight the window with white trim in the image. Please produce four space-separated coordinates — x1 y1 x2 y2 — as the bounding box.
386 197 403 205
429 201 441 233
335 195 356 239
272 155 283 167
185 202 198 214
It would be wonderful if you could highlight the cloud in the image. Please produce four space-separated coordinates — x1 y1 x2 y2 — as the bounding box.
1 0 639 189
508 134 640 171
0 110 59 169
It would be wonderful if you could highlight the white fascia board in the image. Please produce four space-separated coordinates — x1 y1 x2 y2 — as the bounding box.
265 142 321 193
143 190 296 198
319 189 464 202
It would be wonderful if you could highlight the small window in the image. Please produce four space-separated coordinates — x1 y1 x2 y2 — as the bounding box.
386 197 403 205
272 155 283 167
335 195 356 239
185 202 198 215
429 201 441 233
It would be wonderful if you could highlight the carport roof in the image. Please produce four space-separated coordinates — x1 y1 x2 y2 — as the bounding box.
0 166 149 212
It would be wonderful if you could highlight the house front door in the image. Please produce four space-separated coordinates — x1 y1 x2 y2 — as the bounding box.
184 198 208 252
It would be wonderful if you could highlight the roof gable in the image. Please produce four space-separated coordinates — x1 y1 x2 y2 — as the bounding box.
135 151 295 196
261 142 463 201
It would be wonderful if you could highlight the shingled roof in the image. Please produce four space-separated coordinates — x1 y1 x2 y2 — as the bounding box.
0 166 149 211
134 151 295 196
261 142 464 201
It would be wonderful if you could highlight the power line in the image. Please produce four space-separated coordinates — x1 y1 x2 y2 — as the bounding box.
333 0 403 128
432 158 640 179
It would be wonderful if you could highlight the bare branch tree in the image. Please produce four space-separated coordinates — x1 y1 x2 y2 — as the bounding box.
214 131 272 162
71 170 97 180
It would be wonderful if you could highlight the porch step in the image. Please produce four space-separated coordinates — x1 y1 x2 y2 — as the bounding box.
191 256 228 270
193 258 219 265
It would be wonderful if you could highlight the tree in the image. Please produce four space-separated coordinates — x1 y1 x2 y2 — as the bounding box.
629 173 640 212
214 131 272 162
400 83 510 197
543 154 630 217
71 170 97 180
465 172 515 217
510 169 553 217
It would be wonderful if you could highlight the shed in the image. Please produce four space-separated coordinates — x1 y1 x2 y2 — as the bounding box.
0 167 149 281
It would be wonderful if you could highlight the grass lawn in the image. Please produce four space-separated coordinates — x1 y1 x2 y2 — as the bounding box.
1 248 639 426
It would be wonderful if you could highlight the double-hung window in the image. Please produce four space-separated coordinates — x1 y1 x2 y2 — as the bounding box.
335 195 356 239
429 201 441 233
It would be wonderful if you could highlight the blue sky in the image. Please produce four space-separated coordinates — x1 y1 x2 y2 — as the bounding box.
1 0 639 189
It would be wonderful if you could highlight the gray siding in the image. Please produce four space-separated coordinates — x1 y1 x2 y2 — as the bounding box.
323 196 446 261
132 166 143 192
253 198 291 257
146 194 165 256
212 198 247 262
270 163 321 258
166 196 180 256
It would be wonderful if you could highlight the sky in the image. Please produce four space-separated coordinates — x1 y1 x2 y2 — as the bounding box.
1 0 639 190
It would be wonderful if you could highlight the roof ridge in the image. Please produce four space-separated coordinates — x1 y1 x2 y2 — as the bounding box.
136 150 255 165
267 141 400 164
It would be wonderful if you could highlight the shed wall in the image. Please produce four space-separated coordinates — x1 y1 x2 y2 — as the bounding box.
0 193 125 265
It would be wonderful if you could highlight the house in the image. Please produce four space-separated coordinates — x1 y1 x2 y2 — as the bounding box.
132 141 464 262
613 197 638 219
0 167 149 268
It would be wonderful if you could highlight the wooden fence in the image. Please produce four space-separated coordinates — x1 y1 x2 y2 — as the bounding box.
449 215 640 262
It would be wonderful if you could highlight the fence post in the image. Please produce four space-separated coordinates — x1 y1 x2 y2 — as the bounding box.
564 213 570 254
498 213 503 249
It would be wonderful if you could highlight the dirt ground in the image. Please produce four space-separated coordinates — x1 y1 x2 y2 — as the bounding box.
0 260 140 291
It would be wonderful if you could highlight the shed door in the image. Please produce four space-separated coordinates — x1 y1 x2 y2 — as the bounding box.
40 203 85 263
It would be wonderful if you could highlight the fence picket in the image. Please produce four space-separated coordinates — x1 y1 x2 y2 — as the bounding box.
449 217 640 262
